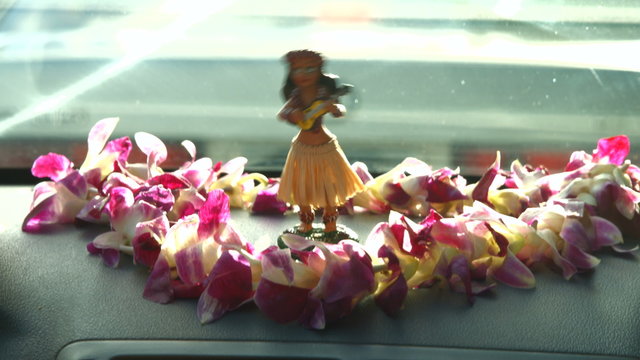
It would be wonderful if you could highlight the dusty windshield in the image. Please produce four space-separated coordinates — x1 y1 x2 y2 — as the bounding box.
1 0 639 176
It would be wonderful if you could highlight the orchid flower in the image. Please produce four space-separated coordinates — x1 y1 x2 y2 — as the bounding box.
144 190 253 305
31 153 75 182
251 179 289 214
134 131 167 179
373 245 409 315
253 248 320 323
353 157 469 216
348 161 391 214
358 158 430 215
207 157 270 209
88 186 168 267
197 249 255 324
22 170 89 232
281 235 375 329
470 152 505 207
592 135 630 165
79 118 133 186
520 202 625 271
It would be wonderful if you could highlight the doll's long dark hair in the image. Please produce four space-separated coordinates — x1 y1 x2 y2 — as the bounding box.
281 50 338 100
282 72 338 101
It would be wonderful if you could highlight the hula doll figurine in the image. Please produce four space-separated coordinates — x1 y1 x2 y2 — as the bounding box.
277 49 364 241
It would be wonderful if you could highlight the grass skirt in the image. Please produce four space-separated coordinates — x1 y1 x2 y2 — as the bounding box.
278 137 364 209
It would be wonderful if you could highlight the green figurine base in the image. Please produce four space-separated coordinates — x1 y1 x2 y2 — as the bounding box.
277 223 359 248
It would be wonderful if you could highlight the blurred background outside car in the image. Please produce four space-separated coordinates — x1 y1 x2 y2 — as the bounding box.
1 0 639 176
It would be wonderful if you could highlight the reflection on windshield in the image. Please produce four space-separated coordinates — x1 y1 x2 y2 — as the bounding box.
1 0 639 175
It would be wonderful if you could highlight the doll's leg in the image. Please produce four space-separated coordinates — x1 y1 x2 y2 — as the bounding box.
298 205 314 233
323 206 338 233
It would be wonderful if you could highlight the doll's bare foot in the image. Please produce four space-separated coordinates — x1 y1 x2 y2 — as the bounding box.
323 207 338 233
298 223 313 233
298 207 314 233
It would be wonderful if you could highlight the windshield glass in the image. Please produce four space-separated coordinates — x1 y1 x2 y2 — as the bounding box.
1 0 639 176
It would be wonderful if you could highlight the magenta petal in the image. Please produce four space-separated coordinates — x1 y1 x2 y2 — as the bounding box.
132 232 161 268
383 182 412 207
143 255 174 304
593 135 629 165
352 161 374 183
565 151 591 171
590 216 623 249
298 296 326 330
87 118 119 156
31 153 73 181
375 272 408 316
77 195 109 223
22 182 87 232
430 218 473 253
100 248 120 268
135 185 175 213
472 152 502 206
102 173 141 194
182 140 197 161
86 241 119 268
59 170 88 198
254 279 310 324
377 245 401 271
252 181 289 214
485 222 509 257
105 187 135 222
281 234 316 251
261 249 295 284
86 242 101 255
615 186 640 220
538 232 578 280
173 281 205 299
562 243 601 270
491 251 535 289
375 245 408 316
104 136 133 165
197 189 231 241
320 244 375 304
135 132 168 164
389 223 407 251
447 255 474 304
22 192 59 232
421 176 467 202
420 209 443 226
148 173 189 190
560 218 590 250
175 243 208 285
197 251 253 324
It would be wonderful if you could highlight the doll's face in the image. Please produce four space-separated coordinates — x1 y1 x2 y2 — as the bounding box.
289 58 321 89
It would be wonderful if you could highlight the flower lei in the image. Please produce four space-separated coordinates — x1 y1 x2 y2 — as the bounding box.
23 118 640 329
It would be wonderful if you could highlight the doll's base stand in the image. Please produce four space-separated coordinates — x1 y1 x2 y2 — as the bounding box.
278 223 358 247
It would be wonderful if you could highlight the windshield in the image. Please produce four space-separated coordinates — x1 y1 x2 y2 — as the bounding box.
1 0 639 176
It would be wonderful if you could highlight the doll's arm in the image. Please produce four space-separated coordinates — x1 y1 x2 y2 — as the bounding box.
326 102 346 118
277 99 304 125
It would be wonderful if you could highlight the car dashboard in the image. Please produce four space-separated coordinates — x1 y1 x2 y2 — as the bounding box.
1 186 639 360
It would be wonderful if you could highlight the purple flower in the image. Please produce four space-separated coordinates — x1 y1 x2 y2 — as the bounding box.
251 179 289 214
374 245 408 316
22 171 88 232
197 250 254 324
282 235 375 329
254 249 318 324
31 153 74 181
592 135 629 165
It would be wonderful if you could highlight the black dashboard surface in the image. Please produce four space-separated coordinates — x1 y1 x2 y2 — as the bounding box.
1 186 639 359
